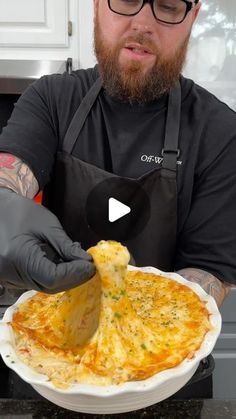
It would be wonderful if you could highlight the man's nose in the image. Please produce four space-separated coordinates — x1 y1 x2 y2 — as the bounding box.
130 3 157 34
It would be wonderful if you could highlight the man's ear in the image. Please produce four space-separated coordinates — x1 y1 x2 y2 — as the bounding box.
94 0 99 16
93 0 98 24
193 1 201 22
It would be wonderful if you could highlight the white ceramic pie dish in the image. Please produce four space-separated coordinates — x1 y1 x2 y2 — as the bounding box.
0 265 222 414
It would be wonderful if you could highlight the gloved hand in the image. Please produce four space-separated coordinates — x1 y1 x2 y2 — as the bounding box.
0 188 96 293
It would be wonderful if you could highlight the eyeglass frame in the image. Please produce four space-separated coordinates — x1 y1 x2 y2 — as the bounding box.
107 0 199 25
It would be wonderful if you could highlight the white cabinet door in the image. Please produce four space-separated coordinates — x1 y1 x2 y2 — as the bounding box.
0 0 69 47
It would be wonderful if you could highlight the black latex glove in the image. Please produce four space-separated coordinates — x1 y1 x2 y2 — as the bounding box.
0 188 96 293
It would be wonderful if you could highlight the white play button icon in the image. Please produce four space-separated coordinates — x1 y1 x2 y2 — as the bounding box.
108 197 131 223
86 177 150 241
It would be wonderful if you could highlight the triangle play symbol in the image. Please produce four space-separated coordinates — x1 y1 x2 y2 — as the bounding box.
108 197 131 223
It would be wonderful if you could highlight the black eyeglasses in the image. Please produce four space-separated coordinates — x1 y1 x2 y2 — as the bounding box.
108 0 199 25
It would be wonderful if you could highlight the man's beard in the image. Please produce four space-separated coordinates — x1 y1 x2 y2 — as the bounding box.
94 18 190 104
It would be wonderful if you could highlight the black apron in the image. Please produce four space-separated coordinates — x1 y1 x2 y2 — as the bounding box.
42 77 213 398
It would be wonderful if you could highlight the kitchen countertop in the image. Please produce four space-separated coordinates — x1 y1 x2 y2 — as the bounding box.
0 399 236 418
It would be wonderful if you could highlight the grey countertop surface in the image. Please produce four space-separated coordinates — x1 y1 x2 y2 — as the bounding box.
0 399 236 418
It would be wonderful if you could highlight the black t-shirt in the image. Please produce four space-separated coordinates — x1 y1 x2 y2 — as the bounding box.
1 66 236 285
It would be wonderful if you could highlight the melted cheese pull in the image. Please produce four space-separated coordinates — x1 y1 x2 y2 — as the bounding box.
11 240 212 388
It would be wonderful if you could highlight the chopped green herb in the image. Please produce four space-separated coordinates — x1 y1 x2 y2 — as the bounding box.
161 321 171 327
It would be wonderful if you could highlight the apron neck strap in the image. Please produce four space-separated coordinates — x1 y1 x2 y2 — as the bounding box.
63 77 103 154
161 81 181 171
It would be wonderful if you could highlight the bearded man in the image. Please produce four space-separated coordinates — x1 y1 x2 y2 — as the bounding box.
0 0 235 400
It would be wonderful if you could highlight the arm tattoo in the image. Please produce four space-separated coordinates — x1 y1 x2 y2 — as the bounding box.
177 267 232 307
0 153 39 198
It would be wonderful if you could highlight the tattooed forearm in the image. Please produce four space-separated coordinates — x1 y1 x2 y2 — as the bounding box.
177 267 232 307
0 153 39 198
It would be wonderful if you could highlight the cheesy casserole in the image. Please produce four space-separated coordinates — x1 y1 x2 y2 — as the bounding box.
11 240 211 388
